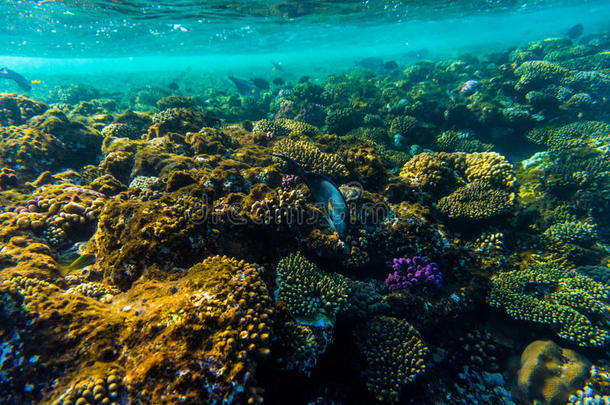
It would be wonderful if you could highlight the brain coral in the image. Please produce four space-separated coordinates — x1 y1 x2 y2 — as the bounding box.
275 252 350 327
512 340 591 405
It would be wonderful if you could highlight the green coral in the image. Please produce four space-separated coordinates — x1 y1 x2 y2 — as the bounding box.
514 60 570 91
488 260 610 347
527 121 610 151
435 131 493 153
437 181 515 220
275 252 350 327
272 138 348 178
357 316 429 403
544 220 598 246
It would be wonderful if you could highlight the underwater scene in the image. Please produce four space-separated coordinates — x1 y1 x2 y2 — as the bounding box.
2 0 610 404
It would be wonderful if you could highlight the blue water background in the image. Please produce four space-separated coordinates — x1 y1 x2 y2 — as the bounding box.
1 0 610 96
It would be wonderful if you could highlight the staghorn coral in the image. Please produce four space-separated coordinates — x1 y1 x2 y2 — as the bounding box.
437 181 515 220
488 259 610 347
356 316 429 403
272 138 348 178
275 252 350 327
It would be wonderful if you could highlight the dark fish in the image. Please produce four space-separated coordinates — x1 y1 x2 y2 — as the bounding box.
0 67 31 91
271 61 286 73
355 57 384 70
272 153 348 237
566 23 584 39
228 75 260 98
272 77 285 86
383 61 399 70
250 77 270 90
168 82 179 90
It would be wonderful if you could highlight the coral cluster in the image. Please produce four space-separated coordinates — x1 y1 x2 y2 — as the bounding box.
275 252 350 327
385 256 442 291
488 259 610 347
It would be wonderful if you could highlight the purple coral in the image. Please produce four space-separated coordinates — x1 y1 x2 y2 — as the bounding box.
386 256 442 292
281 174 301 190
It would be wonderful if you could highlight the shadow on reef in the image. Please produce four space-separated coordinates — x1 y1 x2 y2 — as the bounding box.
1 30 610 405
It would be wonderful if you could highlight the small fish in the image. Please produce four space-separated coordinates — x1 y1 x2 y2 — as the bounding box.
57 253 96 277
228 75 260 98
168 82 179 90
0 67 32 91
250 77 270 90
459 80 480 96
566 23 584 39
272 153 348 237
271 61 286 73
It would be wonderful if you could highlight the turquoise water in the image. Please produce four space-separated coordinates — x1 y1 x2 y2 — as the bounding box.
2 1 610 405
1 0 610 87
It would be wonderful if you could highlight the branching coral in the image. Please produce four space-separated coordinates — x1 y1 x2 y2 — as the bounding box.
356 316 429 403
275 252 350 327
488 260 610 347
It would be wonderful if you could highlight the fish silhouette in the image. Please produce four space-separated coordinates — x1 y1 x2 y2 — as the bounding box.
272 153 348 237
0 67 32 91
229 75 260 98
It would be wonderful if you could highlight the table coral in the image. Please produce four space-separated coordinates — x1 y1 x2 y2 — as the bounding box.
488 259 610 347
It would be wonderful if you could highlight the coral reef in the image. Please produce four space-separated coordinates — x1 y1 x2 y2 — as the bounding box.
275 252 350 327
512 340 591 405
488 259 610 347
272 138 348 178
355 316 429 403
